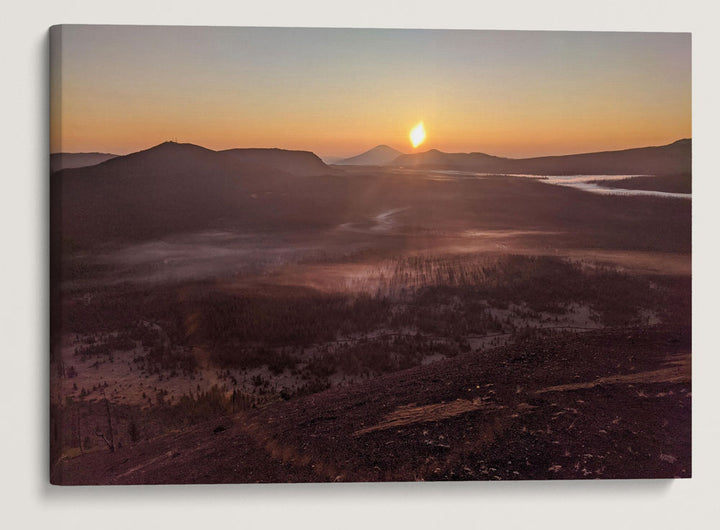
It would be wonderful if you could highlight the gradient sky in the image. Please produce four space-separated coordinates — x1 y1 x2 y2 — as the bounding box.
50 25 691 158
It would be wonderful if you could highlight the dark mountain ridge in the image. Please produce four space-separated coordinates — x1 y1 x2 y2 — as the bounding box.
392 148 510 172
220 147 333 176
52 139 692 254
52 142 345 249
391 139 691 175
50 152 118 172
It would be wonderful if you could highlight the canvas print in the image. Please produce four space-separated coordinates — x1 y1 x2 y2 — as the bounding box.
49 25 691 484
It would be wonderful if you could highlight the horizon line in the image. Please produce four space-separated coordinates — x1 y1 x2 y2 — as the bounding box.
51 137 692 161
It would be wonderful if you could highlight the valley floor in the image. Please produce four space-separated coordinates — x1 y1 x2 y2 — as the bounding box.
50 171 692 484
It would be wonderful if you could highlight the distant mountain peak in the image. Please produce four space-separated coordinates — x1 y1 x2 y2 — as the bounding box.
371 144 400 152
336 145 405 166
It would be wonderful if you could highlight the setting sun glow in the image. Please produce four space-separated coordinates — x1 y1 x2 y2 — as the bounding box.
50 27 691 158
410 122 426 148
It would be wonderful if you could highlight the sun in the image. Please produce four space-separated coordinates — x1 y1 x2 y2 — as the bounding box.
409 121 426 148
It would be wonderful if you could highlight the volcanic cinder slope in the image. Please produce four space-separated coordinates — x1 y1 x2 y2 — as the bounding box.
52 326 690 484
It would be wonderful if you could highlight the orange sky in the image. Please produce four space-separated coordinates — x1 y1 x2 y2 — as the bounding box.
50 26 691 158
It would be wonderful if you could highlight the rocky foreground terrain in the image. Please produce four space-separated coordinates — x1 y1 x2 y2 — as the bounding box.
53 326 690 484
